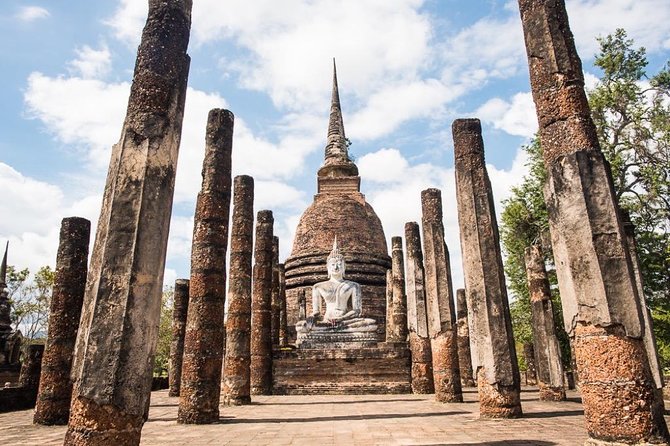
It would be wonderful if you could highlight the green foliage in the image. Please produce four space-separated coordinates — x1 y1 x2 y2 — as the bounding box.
501 29 670 370
153 286 174 377
7 265 54 342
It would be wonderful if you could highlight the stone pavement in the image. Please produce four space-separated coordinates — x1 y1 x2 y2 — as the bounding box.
2 387 668 445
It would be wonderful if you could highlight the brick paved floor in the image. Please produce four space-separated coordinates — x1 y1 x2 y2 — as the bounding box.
1 387 667 445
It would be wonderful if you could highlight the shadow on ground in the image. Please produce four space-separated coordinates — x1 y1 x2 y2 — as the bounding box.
420 442 556 446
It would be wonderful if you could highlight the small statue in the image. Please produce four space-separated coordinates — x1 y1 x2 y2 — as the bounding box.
297 237 376 334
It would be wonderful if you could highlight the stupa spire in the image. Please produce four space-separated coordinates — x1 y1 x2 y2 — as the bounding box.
324 59 349 162
0 241 7 286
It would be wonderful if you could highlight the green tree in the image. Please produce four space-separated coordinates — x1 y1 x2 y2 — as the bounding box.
7 265 54 342
153 286 174 377
501 29 670 369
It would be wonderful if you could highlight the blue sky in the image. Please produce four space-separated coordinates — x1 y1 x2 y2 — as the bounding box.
1 0 669 293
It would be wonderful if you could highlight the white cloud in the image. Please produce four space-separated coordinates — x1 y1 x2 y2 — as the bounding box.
0 163 100 274
360 145 529 292
68 45 112 79
104 0 146 47
16 6 50 22
476 92 537 138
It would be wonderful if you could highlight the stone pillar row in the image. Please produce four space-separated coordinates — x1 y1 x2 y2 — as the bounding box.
518 0 668 442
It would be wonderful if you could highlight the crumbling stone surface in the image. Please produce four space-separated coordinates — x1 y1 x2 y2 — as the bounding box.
387 237 407 344
34 217 90 425
476 368 522 419
222 175 254 406
421 188 462 403
524 245 565 401
456 289 475 387
251 210 274 395
65 396 143 446
66 1 191 443
178 109 233 424
453 118 521 418
271 237 280 346
575 324 668 444
168 279 189 397
404 222 434 395
518 0 668 441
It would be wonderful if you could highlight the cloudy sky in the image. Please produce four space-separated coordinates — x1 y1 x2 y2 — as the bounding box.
1 0 669 294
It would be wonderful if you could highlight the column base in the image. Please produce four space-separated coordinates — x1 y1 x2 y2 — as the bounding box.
477 368 522 419
538 383 566 401
64 396 142 446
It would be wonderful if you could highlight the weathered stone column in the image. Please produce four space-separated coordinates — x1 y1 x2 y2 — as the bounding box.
386 237 408 344
421 188 462 403
65 1 191 443
168 279 189 397
34 217 90 425
456 289 475 387
178 109 234 424
250 210 274 395
221 175 254 406
523 342 537 386
19 344 44 399
271 236 280 346
518 0 669 442
621 212 666 416
385 269 393 338
278 264 288 347
404 222 434 394
453 118 521 418
524 245 565 401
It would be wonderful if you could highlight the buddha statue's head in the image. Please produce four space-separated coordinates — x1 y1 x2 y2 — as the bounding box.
327 236 345 279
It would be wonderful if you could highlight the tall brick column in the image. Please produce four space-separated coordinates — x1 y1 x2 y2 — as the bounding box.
524 246 565 401
34 217 90 425
421 188 463 403
178 109 234 424
278 264 288 347
271 237 280 346
456 289 475 387
404 222 434 394
518 0 669 442
386 237 407 344
168 279 189 397
222 175 254 406
250 210 274 395
65 1 191 443
453 118 521 418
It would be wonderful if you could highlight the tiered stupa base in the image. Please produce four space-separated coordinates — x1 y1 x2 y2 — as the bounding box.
273 343 411 395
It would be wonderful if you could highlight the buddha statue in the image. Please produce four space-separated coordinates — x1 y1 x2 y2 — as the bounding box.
296 238 377 346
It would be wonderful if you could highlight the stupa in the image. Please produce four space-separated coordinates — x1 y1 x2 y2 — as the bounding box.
273 62 410 394
284 61 390 342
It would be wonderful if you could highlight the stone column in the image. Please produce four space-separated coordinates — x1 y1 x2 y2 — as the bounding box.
421 188 463 403
518 0 669 442
34 217 90 425
168 279 189 397
178 109 234 424
19 344 44 398
385 269 393 340
278 264 288 347
456 289 475 387
386 237 408 344
65 1 191 443
523 342 537 386
524 245 565 401
250 210 274 395
271 236 280 347
620 212 665 415
404 222 434 394
221 175 254 406
453 118 521 418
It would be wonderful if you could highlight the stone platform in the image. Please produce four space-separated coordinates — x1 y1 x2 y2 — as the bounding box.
2 387 635 445
272 344 411 395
